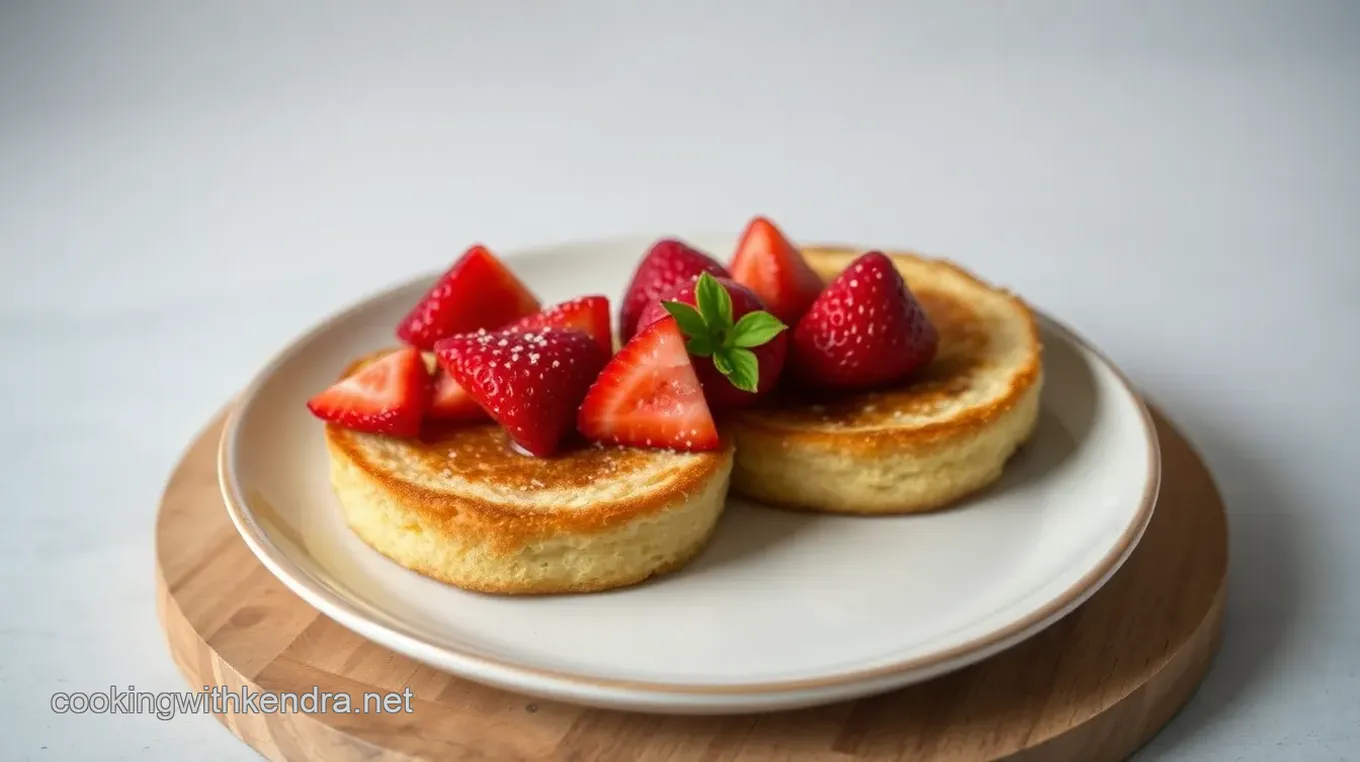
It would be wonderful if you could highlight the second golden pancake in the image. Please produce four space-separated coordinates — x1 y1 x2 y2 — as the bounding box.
726 247 1043 515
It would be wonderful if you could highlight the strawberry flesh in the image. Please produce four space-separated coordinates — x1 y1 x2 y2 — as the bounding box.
505 295 613 354
428 368 487 421
577 317 720 452
636 277 787 410
729 216 824 325
618 239 729 342
396 245 540 350
306 347 429 437
434 327 607 457
790 251 938 390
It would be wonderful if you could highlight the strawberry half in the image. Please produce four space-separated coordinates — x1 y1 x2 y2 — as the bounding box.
635 275 788 410
577 317 721 452
790 251 938 390
618 239 729 341
429 295 613 420
434 328 608 457
506 295 613 354
428 368 486 421
306 347 428 437
396 245 541 350
729 216 824 325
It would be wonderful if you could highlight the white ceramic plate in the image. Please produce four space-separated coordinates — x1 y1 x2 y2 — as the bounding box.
220 235 1160 714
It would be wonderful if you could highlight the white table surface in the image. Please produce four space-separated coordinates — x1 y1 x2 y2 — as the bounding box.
2 2 1357 759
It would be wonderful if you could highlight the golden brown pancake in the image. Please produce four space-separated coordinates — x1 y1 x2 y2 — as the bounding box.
725 247 1043 514
324 352 734 594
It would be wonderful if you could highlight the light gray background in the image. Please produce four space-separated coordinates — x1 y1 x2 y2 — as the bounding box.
2 1 1357 759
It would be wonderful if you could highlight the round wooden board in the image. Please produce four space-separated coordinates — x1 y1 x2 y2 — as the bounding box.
155 405 1227 762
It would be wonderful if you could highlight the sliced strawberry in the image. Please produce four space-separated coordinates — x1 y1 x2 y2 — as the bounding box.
636 276 788 410
729 216 824 325
306 347 428 436
434 328 607 457
396 245 541 350
577 317 720 452
427 296 612 422
618 239 729 341
506 295 613 354
428 368 487 421
790 251 938 390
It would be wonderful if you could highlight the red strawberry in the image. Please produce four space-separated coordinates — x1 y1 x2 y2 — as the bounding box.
428 368 486 421
790 252 938 390
306 348 428 436
506 295 613 354
427 295 612 421
729 216 824 325
396 245 541 350
618 239 729 341
636 276 788 410
577 317 720 452
434 328 607 457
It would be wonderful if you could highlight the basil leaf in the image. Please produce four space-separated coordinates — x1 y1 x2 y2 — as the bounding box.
724 347 760 392
662 301 709 339
729 311 788 348
694 272 733 331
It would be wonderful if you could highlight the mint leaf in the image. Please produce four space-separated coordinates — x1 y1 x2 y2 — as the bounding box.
724 348 760 392
686 334 716 357
709 347 760 393
662 301 708 339
729 311 787 348
711 348 734 375
694 273 733 331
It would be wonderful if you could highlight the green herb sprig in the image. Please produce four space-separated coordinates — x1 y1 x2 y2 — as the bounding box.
662 273 788 392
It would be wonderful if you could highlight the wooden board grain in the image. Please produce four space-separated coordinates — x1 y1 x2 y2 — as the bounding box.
155 405 1226 761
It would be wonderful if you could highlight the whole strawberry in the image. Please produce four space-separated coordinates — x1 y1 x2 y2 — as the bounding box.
637 273 788 409
790 252 937 390
434 327 608 456
618 239 730 341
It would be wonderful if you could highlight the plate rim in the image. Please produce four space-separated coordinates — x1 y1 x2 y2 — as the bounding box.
218 236 1162 699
